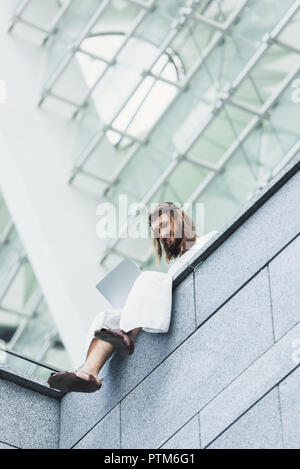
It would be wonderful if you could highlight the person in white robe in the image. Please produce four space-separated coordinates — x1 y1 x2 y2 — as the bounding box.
85 229 218 346
48 202 218 393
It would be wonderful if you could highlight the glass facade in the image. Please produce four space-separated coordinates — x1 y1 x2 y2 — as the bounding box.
0 194 71 376
9 0 299 271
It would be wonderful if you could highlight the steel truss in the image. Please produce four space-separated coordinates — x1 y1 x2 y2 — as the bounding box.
8 0 300 268
0 206 65 370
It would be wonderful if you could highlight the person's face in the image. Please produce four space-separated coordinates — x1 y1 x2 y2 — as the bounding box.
152 212 182 248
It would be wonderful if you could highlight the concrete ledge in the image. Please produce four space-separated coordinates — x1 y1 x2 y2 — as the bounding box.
207 389 283 449
279 366 300 449
0 156 298 449
200 322 300 447
60 274 196 448
0 365 64 400
195 171 299 327
0 377 60 449
120 268 274 448
59 155 299 449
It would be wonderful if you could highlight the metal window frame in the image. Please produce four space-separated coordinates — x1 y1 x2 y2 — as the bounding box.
101 59 300 264
5 1 300 270
8 0 73 40
69 0 249 187
98 1 300 263
0 217 67 370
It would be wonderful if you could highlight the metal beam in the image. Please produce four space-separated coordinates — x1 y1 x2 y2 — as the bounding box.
43 0 73 44
7 292 43 351
96 1 252 262
0 256 26 304
269 37 300 55
269 140 300 179
98 2 300 264
0 345 64 373
7 0 30 33
0 220 14 245
187 63 300 204
77 0 249 195
38 0 111 106
194 12 226 32
126 0 155 9
8 0 73 39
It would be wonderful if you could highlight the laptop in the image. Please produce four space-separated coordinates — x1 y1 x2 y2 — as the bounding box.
96 257 141 309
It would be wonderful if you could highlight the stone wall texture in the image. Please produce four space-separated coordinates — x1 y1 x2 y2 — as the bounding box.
0 158 299 449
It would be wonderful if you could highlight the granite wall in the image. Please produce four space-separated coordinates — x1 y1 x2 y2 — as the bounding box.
0 157 299 450
59 157 300 449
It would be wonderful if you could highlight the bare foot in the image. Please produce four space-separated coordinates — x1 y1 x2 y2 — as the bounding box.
48 370 102 393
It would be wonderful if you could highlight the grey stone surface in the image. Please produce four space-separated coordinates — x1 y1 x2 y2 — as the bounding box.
200 321 300 447
269 235 300 340
208 389 283 449
161 415 200 449
60 274 196 448
74 405 120 449
0 378 60 449
195 171 300 327
279 366 300 449
0 441 17 449
120 269 273 448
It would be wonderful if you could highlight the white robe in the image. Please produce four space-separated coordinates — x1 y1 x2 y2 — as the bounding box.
86 231 218 351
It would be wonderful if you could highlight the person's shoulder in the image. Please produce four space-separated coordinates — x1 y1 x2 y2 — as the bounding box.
195 230 218 247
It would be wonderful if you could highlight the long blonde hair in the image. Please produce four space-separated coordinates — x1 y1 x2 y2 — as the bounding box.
148 202 197 265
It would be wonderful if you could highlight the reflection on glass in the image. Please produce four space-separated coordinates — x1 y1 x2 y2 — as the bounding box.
0 196 70 379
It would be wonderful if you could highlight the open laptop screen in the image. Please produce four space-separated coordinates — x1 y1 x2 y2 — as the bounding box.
96 258 141 309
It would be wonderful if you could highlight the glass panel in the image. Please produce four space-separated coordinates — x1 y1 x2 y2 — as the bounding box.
233 46 299 107
0 310 23 343
8 0 300 276
21 0 63 29
90 0 141 36
105 143 173 206
77 134 138 181
187 105 252 166
170 20 215 74
156 160 209 204
266 74 300 155
277 10 300 50
1 261 37 313
195 140 259 233
0 348 64 384
135 0 182 46
0 199 70 376
0 197 10 235
41 0 106 82
48 0 99 44
197 0 237 24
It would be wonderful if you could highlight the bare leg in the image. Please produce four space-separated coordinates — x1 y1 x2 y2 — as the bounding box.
48 328 143 392
79 338 114 377
79 327 142 377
